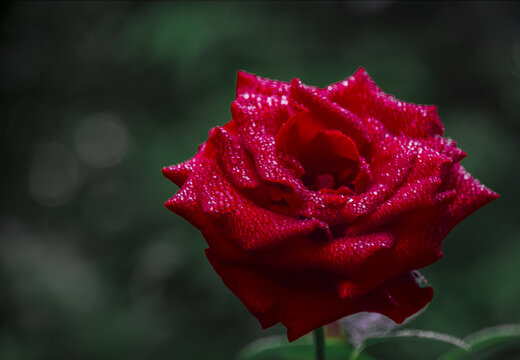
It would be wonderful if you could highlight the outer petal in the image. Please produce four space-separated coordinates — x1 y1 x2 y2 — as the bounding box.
209 126 262 189
440 164 499 230
325 67 444 138
162 155 199 187
236 70 290 97
256 232 395 280
165 176 204 228
206 249 433 342
231 94 308 197
193 155 328 251
289 78 384 152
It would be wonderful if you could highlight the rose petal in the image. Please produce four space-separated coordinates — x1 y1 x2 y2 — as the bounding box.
236 70 290 97
325 67 444 138
275 110 329 157
231 95 307 196
301 184 390 225
164 176 203 227
441 164 500 228
289 78 384 152
194 156 328 251
209 126 262 189
257 232 395 279
162 155 200 187
206 250 433 342
299 130 360 181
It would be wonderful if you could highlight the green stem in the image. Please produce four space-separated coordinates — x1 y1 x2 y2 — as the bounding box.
348 348 362 360
313 327 326 360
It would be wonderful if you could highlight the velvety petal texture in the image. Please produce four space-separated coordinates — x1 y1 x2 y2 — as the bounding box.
162 68 498 341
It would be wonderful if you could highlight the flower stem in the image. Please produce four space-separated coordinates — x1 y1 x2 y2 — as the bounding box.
348 348 362 360
313 327 326 360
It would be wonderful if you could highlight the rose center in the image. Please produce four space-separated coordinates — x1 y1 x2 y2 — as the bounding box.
276 110 362 191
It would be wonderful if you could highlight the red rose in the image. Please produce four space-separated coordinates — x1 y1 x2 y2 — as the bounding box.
163 68 498 341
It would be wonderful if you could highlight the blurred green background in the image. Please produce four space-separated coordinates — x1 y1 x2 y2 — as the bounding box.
1 1 519 359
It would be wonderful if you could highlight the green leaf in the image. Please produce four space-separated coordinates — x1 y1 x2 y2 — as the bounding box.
341 308 428 349
237 335 376 360
438 324 520 360
364 329 470 351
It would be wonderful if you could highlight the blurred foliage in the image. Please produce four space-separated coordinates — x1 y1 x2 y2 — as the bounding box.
237 335 375 360
1 1 519 359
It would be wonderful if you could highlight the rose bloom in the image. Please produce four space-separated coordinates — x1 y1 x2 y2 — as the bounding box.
163 68 498 341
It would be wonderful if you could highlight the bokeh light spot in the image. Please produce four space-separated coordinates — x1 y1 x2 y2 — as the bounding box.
75 112 130 168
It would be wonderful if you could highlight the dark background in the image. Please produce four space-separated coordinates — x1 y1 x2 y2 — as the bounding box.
1 1 519 359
